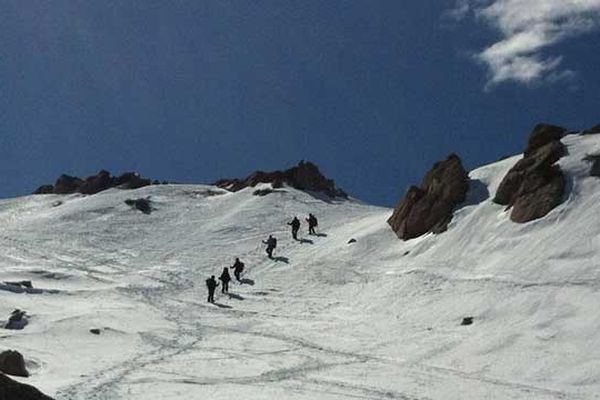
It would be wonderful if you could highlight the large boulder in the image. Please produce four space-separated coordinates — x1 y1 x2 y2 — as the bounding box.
494 124 566 222
0 350 29 377
524 123 567 156
215 161 347 199
0 373 54 400
387 154 469 240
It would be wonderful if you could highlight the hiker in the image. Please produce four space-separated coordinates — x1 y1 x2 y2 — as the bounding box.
205 275 219 303
230 258 245 282
219 267 231 293
306 213 318 235
263 235 277 258
288 216 301 240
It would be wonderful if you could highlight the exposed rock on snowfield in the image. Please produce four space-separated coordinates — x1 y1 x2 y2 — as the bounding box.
387 154 469 240
0 373 54 400
584 154 600 177
0 350 29 377
215 161 348 199
494 124 566 223
4 309 28 330
124 198 152 214
33 170 154 195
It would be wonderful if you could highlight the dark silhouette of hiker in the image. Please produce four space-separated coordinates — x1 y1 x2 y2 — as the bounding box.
306 213 318 235
219 267 231 293
263 235 277 258
230 258 245 282
205 275 219 303
288 216 301 240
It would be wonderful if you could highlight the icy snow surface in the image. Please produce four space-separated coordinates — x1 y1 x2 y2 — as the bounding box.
2 134 600 399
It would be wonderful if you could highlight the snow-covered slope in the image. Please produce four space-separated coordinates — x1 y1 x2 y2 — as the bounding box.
2 133 600 399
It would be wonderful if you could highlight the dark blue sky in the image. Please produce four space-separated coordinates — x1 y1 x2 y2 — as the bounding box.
2 1 600 206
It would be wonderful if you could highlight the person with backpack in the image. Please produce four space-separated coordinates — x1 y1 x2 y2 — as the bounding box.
230 258 245 282
205 275 219 303
263 235 277 258
288 216 301 240
219 267 231 293
306 213 318 235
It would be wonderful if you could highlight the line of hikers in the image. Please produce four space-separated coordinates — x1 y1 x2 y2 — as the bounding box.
206 213 319 303
286 213 318 240
205 257 245 303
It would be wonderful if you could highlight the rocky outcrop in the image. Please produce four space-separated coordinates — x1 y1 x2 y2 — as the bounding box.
387 154 469 240
0 350 29 377
0 373 54 400
583 154 600 177
494 124 566 223
5 309 28 330
215 161 347 199
524 123 567 156
124 198 152 214
34 171 155 195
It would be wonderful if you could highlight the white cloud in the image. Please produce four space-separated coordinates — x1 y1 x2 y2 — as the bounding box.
456 0 600 87
444 0 472 21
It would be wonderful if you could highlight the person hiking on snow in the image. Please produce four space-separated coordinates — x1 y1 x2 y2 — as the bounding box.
288 216 301 240
206 275 219 303
306 213 318 235
230 258 245 282
219 267 231 293
263 235 277 258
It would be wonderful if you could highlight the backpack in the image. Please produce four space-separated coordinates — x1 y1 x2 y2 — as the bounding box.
271 238 277 248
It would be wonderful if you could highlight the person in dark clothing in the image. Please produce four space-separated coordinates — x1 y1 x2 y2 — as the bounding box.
206 275 219 303
288 216 301 240
306 213 318 235
230 258 245 282
219 267 231 293
263 235 277 258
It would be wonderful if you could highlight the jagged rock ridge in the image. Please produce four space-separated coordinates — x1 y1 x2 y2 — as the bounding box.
215 161 348 199
494 123 567 223
387 154 469 240
33 170 164 195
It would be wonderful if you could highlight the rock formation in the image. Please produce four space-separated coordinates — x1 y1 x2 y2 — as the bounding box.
215 161 347 199
124 198 152 214
494 124 566 223
0 350 29 377
34 170 155 195
0 373 54 400
387 154 469 240
583 154 600 177
5 309 28 330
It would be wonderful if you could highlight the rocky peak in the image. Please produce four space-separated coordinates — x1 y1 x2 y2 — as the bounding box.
215 161 348 199
34 170 158 195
